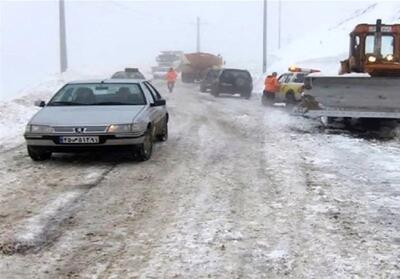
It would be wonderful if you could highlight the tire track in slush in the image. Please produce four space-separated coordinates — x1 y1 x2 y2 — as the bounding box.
0 164 116 255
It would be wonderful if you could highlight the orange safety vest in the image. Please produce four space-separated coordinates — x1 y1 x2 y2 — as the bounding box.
264 76 279 92
166 70 178 82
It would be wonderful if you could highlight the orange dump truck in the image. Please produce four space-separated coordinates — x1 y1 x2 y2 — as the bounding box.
180 52 223 83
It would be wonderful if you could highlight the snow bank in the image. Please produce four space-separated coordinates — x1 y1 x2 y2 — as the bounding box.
0 71 100 151
0 65 155 151
254 2 400 91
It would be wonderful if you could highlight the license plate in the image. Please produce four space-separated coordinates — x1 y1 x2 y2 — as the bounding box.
60 136 99 144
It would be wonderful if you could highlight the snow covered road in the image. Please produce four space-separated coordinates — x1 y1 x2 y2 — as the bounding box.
0 82 399 278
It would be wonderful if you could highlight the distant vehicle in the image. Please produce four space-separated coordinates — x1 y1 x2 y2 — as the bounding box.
152 51 183 79
111 68 146 80
181 52 223 83
24 80 168 161
200 68 253 99
151 66 170 79
156 51 183 67
277 66 320 104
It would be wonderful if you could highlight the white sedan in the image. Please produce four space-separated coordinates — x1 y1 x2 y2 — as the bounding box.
24 79 168 161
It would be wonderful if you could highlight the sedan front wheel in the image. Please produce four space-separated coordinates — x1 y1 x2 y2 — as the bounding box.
136 128 153 161
27 146 52 161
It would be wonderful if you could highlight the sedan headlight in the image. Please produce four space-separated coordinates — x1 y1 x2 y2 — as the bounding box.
107 123 147 135
26 125 54 134
131 122 147 133
368 55 377 63
107 124 132 133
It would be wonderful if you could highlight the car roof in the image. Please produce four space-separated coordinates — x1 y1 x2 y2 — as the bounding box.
68 79 147 84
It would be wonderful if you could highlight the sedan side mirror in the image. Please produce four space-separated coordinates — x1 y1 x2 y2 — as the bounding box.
151 99 166 107
34 100 46 107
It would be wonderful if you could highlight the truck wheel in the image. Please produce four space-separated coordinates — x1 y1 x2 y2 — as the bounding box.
136 128 153 161
27 146 52 161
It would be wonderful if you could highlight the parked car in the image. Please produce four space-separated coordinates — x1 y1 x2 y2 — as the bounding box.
200 68 252 99
24 80 168 161
111 68 146 79
276 66 320 104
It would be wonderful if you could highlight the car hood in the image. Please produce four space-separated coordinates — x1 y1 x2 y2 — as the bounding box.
30 105 145 126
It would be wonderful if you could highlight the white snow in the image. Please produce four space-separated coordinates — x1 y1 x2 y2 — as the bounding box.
15 189 83 244
255 1 400 91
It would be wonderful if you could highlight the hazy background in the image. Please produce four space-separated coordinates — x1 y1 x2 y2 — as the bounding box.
0 0 377 99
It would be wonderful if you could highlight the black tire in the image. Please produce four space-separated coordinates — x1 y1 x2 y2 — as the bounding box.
137 128 153 161
241 91 251 99
27 146 52 161
157 117 168 142
286 91 296 104
200 84 207 93
211 85 219 97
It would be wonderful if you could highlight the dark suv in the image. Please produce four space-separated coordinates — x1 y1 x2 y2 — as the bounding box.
200 68 253 99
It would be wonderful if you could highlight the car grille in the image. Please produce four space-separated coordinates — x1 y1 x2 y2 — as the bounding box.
53 126 108 134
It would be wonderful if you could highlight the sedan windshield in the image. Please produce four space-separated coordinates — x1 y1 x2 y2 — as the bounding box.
48 83 146 106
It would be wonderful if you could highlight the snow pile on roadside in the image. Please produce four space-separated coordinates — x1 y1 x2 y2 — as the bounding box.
254 2 400 92
0 71 91 151
0 63 159 151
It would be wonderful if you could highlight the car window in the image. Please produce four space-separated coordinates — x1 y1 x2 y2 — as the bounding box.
206 70 220 79
145 82 163 100
144 82 161 101
278 74 287 83
48 83 146 106
284 74 293 83
293 73 306 83
221 70 251 83
141 83 156 103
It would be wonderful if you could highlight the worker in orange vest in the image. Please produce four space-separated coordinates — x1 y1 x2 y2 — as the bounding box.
262 72 280 106
166 68 178 93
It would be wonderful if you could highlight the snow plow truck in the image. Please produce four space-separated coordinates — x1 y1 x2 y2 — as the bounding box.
298 19 400 120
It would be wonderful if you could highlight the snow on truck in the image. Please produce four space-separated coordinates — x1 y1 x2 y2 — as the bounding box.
298 19 400 121
180 52 223 83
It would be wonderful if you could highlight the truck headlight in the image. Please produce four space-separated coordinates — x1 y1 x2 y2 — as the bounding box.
26 125 54 134
386 54 394 61
368 56 377 63
107 124 132 133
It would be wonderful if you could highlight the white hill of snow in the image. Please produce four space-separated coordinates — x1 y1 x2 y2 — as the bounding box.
268 2 400 74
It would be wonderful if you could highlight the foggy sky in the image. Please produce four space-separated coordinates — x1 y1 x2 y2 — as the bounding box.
0 0 374 99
